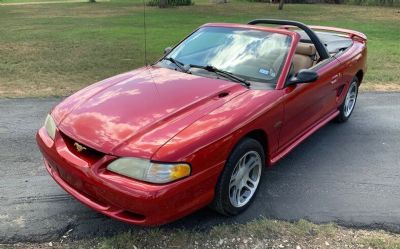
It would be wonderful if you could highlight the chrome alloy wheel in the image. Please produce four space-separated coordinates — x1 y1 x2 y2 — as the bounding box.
229 151 262 208
344 81 358 117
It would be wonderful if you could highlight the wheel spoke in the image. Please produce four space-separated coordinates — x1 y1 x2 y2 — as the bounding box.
246 158 257 171
246 174 258 188
236 186 242 205
239 156 246 169
246 156 256 166
248 174 258 185
237 158 243 169
244 178 255 190
229 186 237 205
231 165 239 178
229 176 237 188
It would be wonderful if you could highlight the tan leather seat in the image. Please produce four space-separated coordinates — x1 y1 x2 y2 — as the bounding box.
293 43 317 73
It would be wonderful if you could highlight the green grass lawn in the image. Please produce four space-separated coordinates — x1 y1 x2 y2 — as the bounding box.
0 1 399 97
0 0 110 4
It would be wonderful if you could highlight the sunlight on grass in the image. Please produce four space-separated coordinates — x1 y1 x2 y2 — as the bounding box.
97 218 400 249
0 2 399 97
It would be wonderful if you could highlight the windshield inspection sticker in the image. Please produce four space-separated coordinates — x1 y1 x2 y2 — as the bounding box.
270 69 276 78
259 68 270 75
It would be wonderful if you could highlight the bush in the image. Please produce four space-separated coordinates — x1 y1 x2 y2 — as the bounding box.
245 0 270 2
244 0 400 5
147 0 193 6
345 0 400 6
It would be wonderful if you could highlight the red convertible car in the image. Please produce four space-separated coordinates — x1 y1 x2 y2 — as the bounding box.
37 19 367 225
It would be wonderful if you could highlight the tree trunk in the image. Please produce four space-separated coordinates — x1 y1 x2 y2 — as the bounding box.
159 0 168 8
278 0 284 10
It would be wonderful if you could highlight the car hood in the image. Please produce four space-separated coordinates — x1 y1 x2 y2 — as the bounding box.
53 66 248 158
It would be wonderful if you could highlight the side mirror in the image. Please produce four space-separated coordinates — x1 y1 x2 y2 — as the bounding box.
286 69 318 86
164 46 172 55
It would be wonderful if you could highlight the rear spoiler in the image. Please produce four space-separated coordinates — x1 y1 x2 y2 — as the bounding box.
280 24 367 42
308 26 367 42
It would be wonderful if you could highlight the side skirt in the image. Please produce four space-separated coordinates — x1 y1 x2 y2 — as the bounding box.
269 110 340 166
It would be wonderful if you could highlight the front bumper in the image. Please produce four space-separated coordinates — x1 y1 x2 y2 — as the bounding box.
36 127 222 226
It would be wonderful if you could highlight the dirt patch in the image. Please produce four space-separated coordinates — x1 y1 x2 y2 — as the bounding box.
361 82 400 92
1 219 400 249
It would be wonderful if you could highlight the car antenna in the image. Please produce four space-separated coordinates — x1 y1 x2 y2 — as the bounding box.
142 0 148 66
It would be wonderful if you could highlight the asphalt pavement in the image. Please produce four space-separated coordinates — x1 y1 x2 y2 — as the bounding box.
0 92 399 243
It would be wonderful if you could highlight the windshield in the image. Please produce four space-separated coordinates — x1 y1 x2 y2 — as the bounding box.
159 26 291 85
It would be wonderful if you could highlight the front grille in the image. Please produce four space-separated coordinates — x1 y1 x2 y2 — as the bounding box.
55 162 109 208
60 132 104 164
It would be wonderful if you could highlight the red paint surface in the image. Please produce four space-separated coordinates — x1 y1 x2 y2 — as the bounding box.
37 23 367 225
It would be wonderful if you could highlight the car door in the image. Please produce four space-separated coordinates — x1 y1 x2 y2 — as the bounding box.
278 58 341 150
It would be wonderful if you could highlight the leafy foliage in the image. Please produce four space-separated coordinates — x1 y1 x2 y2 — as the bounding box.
245 0 400 6
147 0 193 6
345 0 400 6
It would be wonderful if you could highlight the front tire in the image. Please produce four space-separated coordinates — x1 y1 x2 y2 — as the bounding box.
335 77 359 123
211 138 265 216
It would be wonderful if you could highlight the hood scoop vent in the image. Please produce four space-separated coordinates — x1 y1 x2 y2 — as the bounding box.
218 92 229 98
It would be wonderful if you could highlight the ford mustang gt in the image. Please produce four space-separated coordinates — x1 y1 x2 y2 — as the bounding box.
36 19 367 225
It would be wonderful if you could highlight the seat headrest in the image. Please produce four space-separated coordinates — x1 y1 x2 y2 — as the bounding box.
296 43 316 56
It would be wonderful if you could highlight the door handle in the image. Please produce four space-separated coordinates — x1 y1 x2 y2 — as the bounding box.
330 74 340 84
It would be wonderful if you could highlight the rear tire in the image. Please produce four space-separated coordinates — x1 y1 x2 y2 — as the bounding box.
211 138 265 216
335 77 359 123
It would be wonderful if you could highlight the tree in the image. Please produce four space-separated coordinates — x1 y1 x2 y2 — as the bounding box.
278 0 284 10
159 0 168 7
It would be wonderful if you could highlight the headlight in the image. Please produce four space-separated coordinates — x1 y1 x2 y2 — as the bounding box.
44 114 57 140
106 157 191 184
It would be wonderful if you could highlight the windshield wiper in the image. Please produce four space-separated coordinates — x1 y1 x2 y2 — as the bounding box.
188 64 250 87
162 57 188 73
